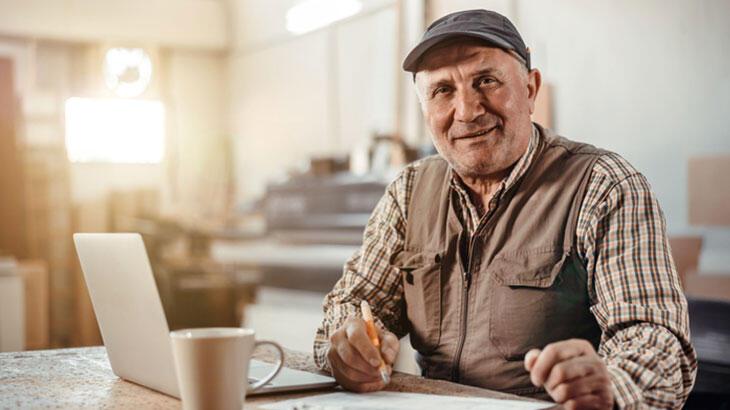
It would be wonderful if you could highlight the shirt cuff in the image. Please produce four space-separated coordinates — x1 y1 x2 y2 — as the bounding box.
316 342 333 373
607 365 643 409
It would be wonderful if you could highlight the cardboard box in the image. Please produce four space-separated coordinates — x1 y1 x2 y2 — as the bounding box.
0 58 29 259
688 155 730 226
532 82 553 129
19 260 49 350
668 235 703 285
684 273 730 302
0 258 25 352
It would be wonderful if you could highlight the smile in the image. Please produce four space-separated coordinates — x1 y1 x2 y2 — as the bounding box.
456 126 497 140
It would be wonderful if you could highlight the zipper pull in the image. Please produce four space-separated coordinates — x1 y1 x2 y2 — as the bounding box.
464 271 472 289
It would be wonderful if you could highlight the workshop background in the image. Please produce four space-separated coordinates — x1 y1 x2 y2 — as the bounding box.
0 0 728 401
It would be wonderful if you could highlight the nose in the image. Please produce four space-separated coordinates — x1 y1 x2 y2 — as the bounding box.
454 88 486 123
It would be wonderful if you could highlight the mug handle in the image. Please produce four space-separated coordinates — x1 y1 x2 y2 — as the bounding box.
248 340 285 392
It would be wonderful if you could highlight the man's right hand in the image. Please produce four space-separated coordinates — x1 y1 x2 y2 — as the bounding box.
326 316 399 393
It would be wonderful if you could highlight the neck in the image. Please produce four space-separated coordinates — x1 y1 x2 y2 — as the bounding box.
458 165 514 211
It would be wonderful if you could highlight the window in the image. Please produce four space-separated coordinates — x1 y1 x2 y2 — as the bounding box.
64 97 165 164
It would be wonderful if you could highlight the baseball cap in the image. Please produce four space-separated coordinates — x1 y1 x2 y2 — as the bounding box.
402 9 531 72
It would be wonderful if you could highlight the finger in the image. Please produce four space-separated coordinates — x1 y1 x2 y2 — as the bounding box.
337 373 386 394
524 349 541 372
564 393 604 410
379 331 399 365
530 339 595 386
334 338 381 376
331 330 381 377
330 352 385 393
328 346 384 392
346 319 383 369
327 346 383 384
548 373 609 404
544 356 598 391
348 379 387 394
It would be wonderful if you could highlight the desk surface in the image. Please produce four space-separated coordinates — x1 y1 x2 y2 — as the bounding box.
0 347 547 408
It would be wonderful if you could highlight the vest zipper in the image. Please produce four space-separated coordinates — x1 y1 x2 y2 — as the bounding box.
451 231 477 382
451 200 502 383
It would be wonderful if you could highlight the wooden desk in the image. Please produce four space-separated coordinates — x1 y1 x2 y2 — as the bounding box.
0 347 551 408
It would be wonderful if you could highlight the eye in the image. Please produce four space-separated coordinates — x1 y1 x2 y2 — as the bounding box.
431 86 451 98
477 76 496 87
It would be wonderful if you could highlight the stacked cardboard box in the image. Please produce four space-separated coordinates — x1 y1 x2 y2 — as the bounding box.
0 258 25 352
18 260 49 349
0 58 29 260
685 155 730 301
23 147 74 347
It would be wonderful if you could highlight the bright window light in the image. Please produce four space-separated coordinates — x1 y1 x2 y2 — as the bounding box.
286 0 362 35
65 97 165 163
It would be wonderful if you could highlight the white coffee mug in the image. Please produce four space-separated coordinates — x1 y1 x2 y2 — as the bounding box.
170 327 284 410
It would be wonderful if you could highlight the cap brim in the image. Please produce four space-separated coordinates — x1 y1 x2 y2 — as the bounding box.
402 31 514 72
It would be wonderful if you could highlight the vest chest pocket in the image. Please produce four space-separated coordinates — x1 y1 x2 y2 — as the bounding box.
488 248 588 361
397 251 442 353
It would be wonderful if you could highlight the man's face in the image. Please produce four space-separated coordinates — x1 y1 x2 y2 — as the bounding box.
415 41 541 179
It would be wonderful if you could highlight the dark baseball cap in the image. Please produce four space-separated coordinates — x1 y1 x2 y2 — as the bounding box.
402 9 531 73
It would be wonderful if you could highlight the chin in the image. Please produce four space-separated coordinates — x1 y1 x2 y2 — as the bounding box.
454 164 501 179
451 152 511 178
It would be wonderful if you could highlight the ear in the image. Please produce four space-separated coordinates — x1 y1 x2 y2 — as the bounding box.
526 68 542 115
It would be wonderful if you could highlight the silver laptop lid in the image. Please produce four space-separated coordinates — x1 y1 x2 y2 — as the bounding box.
74 232 337 398
74 233 180 397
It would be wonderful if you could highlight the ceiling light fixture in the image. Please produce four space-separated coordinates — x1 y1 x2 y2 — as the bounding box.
103 47 152 98
286 0 362 35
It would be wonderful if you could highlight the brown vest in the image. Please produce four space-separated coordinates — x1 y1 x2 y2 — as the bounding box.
391 125 604 398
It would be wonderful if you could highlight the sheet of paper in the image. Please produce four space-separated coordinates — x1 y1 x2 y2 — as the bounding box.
260 391 553 410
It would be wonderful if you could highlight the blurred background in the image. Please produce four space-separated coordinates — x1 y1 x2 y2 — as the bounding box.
0 0 729 399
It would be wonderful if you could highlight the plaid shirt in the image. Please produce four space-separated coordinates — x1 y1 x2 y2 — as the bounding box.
314 127 697 409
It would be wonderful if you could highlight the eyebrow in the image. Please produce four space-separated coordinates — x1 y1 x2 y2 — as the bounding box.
426 67 505 92
428 79 452 92
471 67 505 78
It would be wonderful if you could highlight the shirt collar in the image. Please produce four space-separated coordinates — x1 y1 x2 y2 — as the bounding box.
500 123 540 193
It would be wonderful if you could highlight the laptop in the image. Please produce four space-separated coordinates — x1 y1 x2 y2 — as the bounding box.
73 233 337 398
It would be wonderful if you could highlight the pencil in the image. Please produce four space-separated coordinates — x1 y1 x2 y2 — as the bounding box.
360 300 391 385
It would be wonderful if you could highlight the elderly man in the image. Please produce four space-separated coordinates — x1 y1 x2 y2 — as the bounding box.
313 9 696 410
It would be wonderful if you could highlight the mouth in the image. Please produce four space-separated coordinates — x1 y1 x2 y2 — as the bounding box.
455 125 498 140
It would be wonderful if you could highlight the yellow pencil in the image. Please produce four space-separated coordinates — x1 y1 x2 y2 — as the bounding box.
360 300 391 385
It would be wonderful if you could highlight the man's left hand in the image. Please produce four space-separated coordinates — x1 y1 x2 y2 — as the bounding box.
524 339 614 410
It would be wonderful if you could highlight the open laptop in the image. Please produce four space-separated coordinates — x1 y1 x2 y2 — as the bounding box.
73 233 337 398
